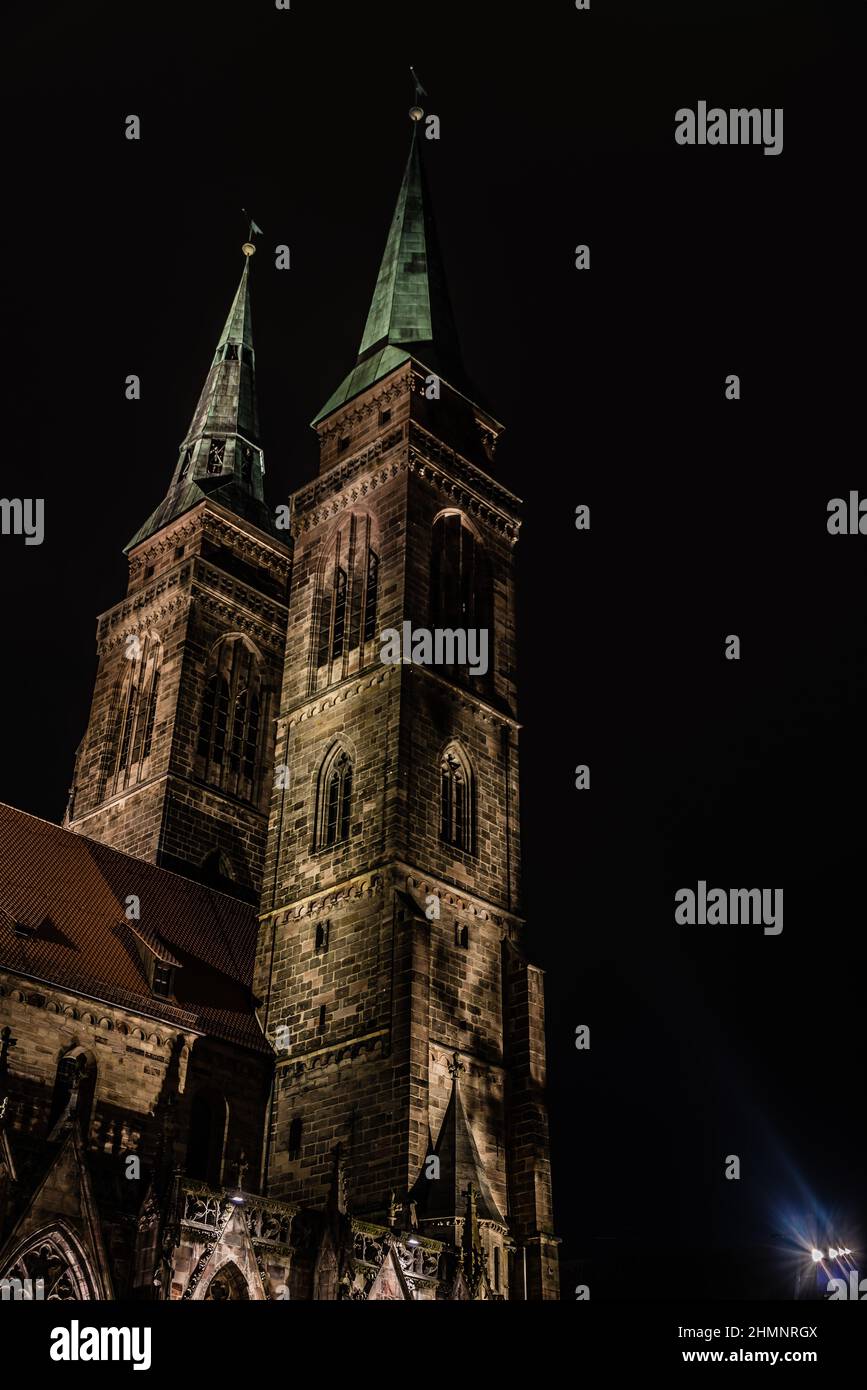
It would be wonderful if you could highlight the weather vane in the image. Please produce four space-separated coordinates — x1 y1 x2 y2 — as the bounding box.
240 208 263 257
409 66 427 123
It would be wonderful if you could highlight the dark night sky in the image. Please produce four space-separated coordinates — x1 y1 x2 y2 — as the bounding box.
2 1 862 1296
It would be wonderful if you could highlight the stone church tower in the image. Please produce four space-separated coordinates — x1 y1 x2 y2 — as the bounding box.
255 121 559 1299
65 249 290 902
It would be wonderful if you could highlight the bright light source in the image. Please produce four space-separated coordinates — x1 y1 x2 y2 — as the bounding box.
810 1249 823 1263
829 1247 839 1259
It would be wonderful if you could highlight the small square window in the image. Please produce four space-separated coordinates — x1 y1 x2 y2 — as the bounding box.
379 408 392 427
152 962 173 997
174 545 185 560
144 565 154 579
288 1117 302 1158
338 436 350 454
315 920 329 954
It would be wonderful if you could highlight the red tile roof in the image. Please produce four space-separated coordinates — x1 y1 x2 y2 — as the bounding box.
0 803 271 1054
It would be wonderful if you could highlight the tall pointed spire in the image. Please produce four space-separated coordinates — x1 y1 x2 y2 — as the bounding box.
126 243 276 551
184 254 257 445
409 1053 504 1227
313 115 467 424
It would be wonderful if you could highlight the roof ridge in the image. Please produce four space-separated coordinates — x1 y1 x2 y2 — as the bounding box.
0 801 257 913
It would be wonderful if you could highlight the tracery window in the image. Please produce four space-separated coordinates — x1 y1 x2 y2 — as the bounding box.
312 513 379 689
196 636 267 802
430 511 492 685
106 632 162 797
1 1233 96 1301
440 744 474 854
205 1262 250 1300
316 746 353 850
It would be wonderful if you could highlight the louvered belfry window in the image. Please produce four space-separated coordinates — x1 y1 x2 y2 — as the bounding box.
431 512 478 630
313 514 379 688
196 637 265 802
108 632 162 797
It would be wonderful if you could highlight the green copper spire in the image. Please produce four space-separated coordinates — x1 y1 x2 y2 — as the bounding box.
313 123 466 424
126 245 276 552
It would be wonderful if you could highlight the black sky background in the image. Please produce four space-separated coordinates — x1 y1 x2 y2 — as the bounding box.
1 0 862 1297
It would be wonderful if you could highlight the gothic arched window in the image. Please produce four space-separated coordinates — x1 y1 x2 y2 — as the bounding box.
196 637 267 803
108 632 162 796
363 548 379 643
1 1229 100 1301
230 689 260 780
197 674 230 765
315 745 353 850
140 669 160 760
440 744 474 854
311 513 379 689
205 1261 250 1301
430 512 492 681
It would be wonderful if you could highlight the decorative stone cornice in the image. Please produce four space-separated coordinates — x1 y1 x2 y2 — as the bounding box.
281 663 396 728
315 372 413 440
97 590 190 649
292 431 407 532
405 663 519 728
395 862 524 937
258 860 523 937
259 869 385 928
278 662 513 733
128 505 289 581
190 579 286 650
291 430 521 547
409 422 521 522
197 509 290 570
128 514 201 575
409 454 520 545
0 971 184 1049
275 1027 389 1076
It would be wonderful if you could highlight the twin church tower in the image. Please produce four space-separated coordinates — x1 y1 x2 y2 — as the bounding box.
64 115 558 1299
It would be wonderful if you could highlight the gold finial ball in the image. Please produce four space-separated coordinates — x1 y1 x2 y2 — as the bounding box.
409 105 424 123
241 241 256 257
